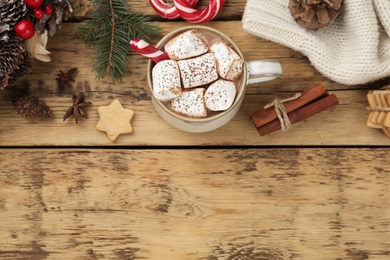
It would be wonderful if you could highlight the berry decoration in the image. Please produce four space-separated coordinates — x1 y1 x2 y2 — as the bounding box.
15 20 35 40
34 8 45 19
44 5 54 15
24 0 44 9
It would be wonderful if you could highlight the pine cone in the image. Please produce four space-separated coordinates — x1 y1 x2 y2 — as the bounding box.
0 0 27 26
0 0 27 43
0 34 28 89
13 96 54 118
7 51 33 87
35 0 73 36
289 0 344 30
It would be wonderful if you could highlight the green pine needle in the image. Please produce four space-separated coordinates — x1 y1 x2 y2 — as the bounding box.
76 0 162 83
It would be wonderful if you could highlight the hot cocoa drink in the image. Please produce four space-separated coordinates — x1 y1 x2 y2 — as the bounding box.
151 29 244 118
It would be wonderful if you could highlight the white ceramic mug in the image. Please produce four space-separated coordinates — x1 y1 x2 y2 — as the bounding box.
147 26 282 133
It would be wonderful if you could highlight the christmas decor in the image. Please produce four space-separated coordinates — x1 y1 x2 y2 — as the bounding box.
15 20 35 40
56 68 78 91
174 0 225 23
0 1 27 22
150 0 198 19
7 51 34 87
0 1 28 34
43 5 54 15
63 93 92 124
13 95 53 118
150 0 225 23
251 84 339 136
288 0 344 30
0 35 33 89
24 0 44 9
33 8 45 20
0 0 73 89
96 99 134 142
130 39 169 63
76 0 162 83
32 0 73 36
366 88 390 139
25 30 51 62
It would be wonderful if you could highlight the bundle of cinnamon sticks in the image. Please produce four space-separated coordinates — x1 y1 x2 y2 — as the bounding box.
251 84 339 136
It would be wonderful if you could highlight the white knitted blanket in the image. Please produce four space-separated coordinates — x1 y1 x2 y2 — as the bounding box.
242 0 390 85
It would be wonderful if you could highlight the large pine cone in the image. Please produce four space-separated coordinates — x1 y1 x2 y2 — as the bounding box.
289 0 344 30
7 52 33 87
0 0 28 43
0 34 32 89
0 0 27 26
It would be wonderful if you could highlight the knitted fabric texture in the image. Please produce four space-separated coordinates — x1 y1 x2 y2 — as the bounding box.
242 0 390 85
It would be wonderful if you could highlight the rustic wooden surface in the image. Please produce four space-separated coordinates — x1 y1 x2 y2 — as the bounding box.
1 1 390 259
0 148 389 259
0 21 388 146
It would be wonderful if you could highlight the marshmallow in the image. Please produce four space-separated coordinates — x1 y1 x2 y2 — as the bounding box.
165 29 209 60
152 60 181 102
178 53 219 89
210 41 243 81
204 79 237 111
171 88 207 118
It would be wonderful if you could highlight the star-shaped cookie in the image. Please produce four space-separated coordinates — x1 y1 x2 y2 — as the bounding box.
96 99 134 142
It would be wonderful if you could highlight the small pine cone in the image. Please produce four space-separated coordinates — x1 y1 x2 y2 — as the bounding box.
13 96 54 118
289 0 344 30
35 0 73 35
0 34 28 89
0 0 28 26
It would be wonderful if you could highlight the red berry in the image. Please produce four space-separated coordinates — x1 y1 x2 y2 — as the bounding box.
44 5 54 15
34 8 44 19
24 0 43 9
15 20 35 40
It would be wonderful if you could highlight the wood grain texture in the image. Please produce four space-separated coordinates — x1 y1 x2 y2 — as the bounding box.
0 22 389 146
1 2 389 260
0 148 389 259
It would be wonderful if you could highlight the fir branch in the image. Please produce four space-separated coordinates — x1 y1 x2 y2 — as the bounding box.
76 0 162 82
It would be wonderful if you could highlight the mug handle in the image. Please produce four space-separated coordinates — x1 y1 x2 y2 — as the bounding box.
246 60 282 84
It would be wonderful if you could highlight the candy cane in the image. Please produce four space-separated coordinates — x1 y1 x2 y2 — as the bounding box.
173 0 225 23
150 0 198 19
130 38 170 63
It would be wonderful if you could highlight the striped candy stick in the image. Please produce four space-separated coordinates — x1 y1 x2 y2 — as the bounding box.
130 38 169 63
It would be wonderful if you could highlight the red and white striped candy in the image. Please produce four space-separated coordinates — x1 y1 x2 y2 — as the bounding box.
173 0 225 23
130 38 169 63
150 0 198 19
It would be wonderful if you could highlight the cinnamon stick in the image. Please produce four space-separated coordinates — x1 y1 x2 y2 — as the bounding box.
257 93 339 136
251 84 327 128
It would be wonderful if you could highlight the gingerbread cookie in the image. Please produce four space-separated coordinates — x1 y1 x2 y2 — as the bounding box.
96 99 134 142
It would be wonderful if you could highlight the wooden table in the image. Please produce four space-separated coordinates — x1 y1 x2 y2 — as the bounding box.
1 1 389 259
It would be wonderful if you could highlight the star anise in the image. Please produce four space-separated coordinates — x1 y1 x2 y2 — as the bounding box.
56 68 78 91
63 93 92 123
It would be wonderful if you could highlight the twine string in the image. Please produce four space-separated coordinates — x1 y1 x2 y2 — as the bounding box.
366 106 390 112
264 93 301 130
